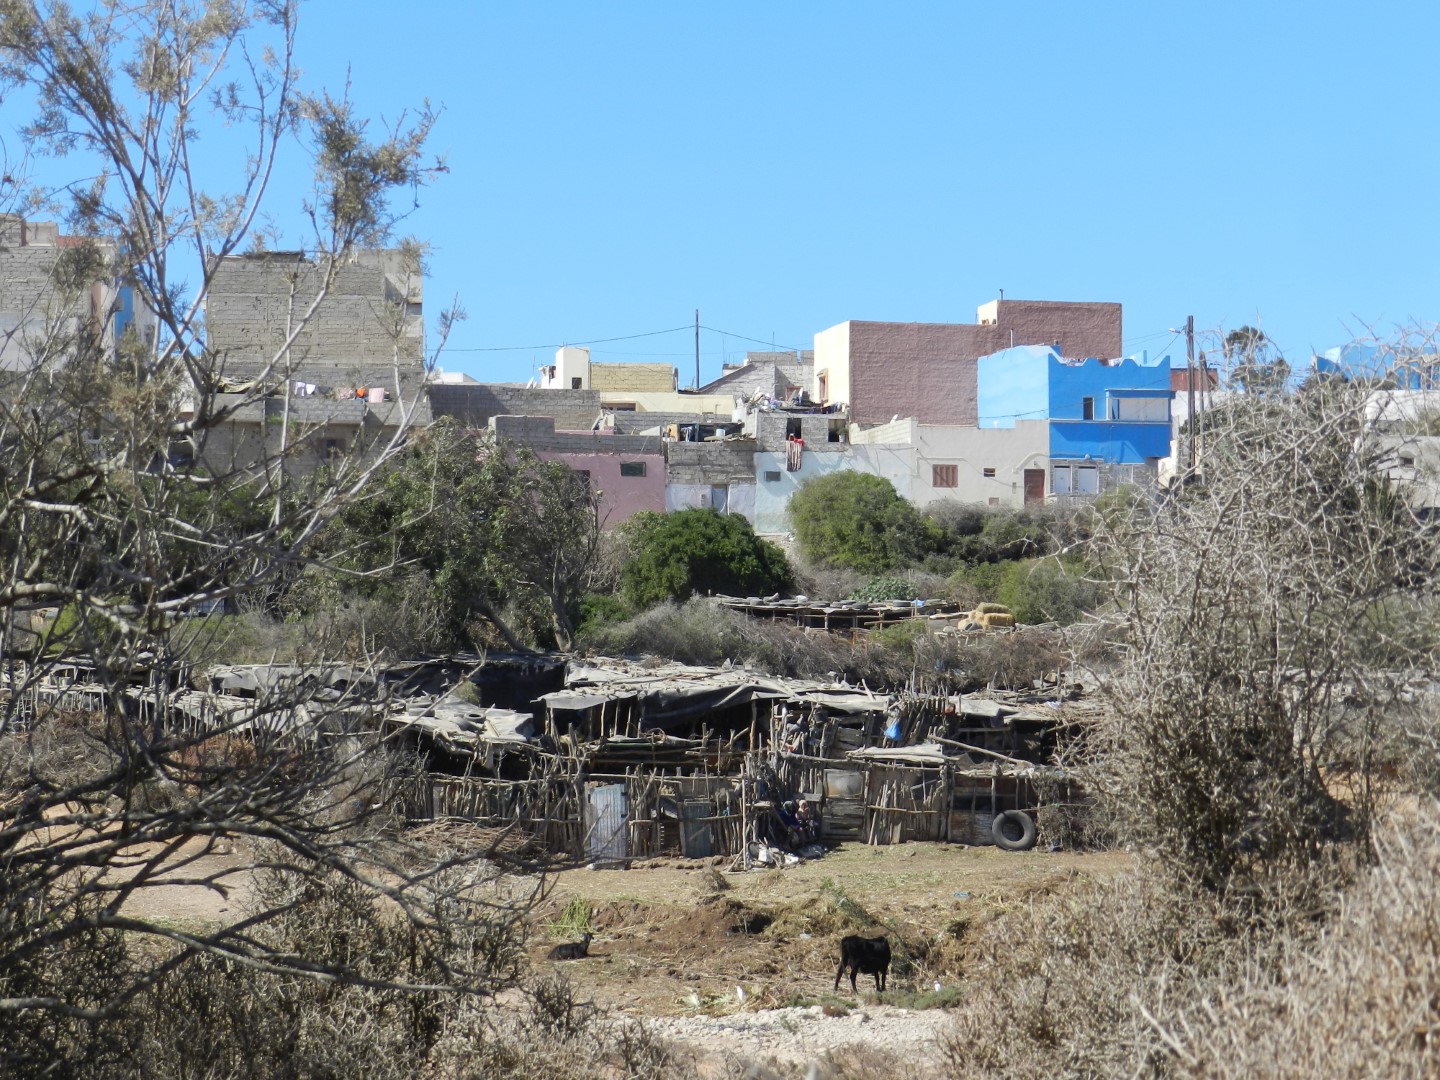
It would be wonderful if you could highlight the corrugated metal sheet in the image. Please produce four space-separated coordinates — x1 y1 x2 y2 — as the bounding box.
587 783 627 865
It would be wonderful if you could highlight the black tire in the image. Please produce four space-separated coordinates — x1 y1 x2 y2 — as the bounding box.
992 809 1037 852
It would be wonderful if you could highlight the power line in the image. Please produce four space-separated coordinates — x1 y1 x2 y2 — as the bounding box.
442 324 693 354
699 324 808 353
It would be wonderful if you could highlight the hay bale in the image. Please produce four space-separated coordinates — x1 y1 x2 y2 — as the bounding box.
975 602 1012 615
979 612 1015 629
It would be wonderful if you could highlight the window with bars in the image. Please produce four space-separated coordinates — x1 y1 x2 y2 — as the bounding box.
619 461 646 477
932 464 958 488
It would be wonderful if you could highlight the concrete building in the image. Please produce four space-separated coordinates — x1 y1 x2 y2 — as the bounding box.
977 345 1172 497
665 438 757 518
850 417 1051 508
0 215 150 373
698 350 815 403
532 345 735 416
1313 341 1440 389
752 446 916 535
198 249 430 475
813 299 1122 425
539 345 673 394
489 414 665 525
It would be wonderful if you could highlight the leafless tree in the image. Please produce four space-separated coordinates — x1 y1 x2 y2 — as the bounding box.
0 1 534 1066
1088 371 1440 903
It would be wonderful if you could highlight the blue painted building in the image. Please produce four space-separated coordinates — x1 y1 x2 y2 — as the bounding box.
977 345 1172 495
1314 342 1440 389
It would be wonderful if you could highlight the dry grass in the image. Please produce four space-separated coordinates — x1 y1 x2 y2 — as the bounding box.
1167 802 1440 1078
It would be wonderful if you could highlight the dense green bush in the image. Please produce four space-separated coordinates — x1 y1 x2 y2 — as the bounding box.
944 562 1008 606
619 509 791 606
849 576 921 602
925 500 1088 566
996 557 1103 625
574 593 634 637
788 472 937 570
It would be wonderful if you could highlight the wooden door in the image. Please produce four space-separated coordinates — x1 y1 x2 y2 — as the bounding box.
1023 468 1046 504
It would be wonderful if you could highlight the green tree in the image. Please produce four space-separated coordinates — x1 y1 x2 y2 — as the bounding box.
620 508 791 606
996 557 1103 625
322 418 601 650
787 471 934 570
1225 325 1290 396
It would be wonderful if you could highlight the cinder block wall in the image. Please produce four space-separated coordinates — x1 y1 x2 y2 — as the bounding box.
432 386 603 431
205 254 424 388
590 362 674 392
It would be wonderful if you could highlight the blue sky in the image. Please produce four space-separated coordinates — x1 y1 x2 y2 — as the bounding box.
10 2 1440 384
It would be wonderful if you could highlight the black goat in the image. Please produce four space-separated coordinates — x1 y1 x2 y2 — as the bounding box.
547 932 592 960
834 934 890 993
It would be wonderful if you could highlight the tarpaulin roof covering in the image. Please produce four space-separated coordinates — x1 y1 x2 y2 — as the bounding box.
391 700 535 752
541 661 889 727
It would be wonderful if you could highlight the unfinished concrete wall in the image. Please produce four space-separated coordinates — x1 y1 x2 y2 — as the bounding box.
204 252 424 388
699 351 814 402
192 393 422 478
0 217 130 372
750 411 850 453
590 362 675 393
431 385 603 431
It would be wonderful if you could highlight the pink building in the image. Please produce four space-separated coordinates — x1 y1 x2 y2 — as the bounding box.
489 415 664 526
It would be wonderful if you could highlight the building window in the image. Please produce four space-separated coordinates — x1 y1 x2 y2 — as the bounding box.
817 371 829 402
619 461 647 478
982 467 996 478
785 417 802 440
608 402 637 411
570 377 583 390
932 464 958 488
1082 396 1094 421
988 497 1000 506
764 470 782 483
1109 395 1167 422
1052 464 1100 495
827 419 845 443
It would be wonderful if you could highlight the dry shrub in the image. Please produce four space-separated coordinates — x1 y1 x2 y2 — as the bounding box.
1169 803 1440 1079
1 706 116 794
1 861 530 1079
444 972 697 1080
732 1046 930 1080
580 598 1069 695
1090 385 1440 900
937 869 1260 1079
578 599 862 680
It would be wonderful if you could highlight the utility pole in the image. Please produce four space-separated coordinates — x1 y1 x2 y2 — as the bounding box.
694 309 700 391
1197 348 1209 467
1185 315 1196 472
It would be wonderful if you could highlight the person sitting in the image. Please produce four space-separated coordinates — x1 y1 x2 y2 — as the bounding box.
774 800 804 850
795 799 820 844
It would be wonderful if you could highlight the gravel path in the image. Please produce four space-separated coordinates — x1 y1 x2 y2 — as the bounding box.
640 1004 952 1070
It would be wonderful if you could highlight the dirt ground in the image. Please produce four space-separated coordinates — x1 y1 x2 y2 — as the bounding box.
116 834 1130 1069
535 842 1131 1016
